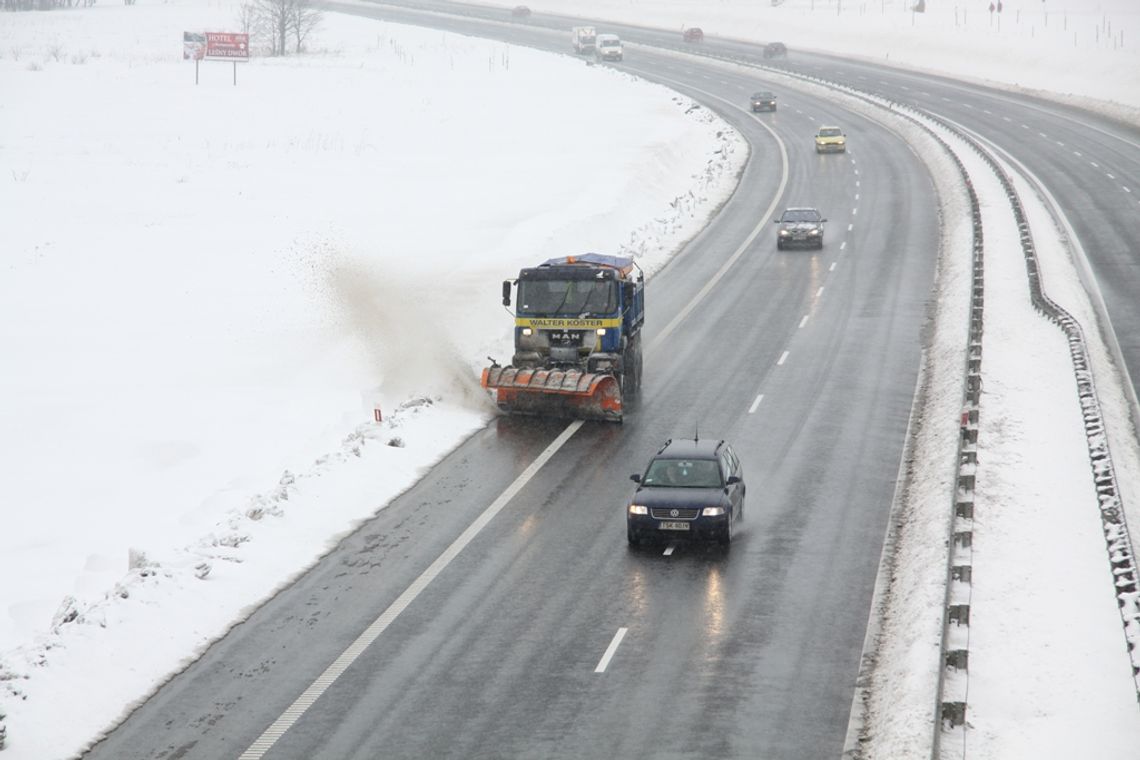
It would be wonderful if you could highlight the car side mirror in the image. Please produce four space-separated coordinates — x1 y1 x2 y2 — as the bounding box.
821 218 828 223
726 475 741 485
630 474 641 483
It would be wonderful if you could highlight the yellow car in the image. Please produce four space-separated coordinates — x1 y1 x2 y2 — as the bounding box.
815 126 847 153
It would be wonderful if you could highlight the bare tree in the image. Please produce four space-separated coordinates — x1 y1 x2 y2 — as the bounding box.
255 0 291 56
291 0 321 54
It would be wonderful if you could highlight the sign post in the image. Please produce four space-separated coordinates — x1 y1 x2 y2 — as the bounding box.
206 32 250 85
183 31 205 84
184 31 249 85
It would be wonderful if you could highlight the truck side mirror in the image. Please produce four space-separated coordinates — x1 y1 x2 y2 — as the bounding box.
502 280 512 306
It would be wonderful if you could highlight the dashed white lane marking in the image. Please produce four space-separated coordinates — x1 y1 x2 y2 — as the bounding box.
1125 187 1133 194
829 262 837 272
799 315 809 328
595 627 629 673
900 85 910 91
855 193 860 200
1056 141 1065 147
840 241 847 251
777 350 790 366
852 208 858 216
748 394 764 414
848 223 854 232
1074 151 1083 157
983 109 992 115
856 180 861 187
816 286 825 298
663 545 675 557
238 420 585 759
1038 132 1048 138
1091 161 1101 168
1003 116 1012 122
1107 173 1116 180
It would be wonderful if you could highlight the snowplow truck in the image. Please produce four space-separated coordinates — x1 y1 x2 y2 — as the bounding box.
572 26 597 54
481 253 645 422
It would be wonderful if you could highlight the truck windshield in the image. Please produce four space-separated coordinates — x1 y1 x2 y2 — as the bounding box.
518 279 617 316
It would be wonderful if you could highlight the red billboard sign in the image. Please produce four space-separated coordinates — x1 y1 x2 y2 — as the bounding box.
183 31 206 60
205 32 249 61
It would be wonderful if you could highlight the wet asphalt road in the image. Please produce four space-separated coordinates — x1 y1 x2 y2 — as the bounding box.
84 3 1139 759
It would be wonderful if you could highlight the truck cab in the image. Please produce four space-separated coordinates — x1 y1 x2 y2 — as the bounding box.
572 26 597 54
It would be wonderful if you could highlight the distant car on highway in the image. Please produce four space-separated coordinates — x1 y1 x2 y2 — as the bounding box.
683 27 704 43
775 207 827 250
627 438 745 546
750 91 777 112
595 33 623 61
815 125 847 153
510 5 531 18
763 41 787 59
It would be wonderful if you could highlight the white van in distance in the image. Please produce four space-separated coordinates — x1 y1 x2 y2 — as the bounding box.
595 34 623 62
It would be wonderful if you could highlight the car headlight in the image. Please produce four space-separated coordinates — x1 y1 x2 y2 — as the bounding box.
779 229 790 236
628 505 648 515
808 229 820 235
701 506 726 516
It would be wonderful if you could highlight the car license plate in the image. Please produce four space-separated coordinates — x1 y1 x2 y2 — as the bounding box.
658 521 690 531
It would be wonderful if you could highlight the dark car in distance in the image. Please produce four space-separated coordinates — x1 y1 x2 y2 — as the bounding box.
775 207 827 249
627 438 745 546
510 5 531 18
763 41 787 59
683 27 704 42
750 91 777 112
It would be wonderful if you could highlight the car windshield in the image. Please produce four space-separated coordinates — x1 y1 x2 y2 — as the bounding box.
753 92 774 99
782 209 820 223
642 458 723 488
517 278 617 316
600 40 618 47
819 128 842 137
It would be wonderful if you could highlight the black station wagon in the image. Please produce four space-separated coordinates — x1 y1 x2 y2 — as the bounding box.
627 438 745 546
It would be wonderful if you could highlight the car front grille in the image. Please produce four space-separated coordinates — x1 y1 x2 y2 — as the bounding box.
650 507 700 520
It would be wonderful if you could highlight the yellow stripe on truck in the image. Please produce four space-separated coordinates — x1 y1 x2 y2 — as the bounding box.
516 317 622 329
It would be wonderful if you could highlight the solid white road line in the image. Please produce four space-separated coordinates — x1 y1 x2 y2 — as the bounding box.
595 628 629 673
239 420 585 759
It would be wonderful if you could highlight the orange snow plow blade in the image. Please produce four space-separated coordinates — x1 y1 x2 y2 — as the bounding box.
481 366 623 422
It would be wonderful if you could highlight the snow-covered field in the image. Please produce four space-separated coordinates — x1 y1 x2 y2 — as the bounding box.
0 3 743 755
2 0 1138 758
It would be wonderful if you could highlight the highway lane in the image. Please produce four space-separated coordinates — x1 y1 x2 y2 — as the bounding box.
83 7 938 760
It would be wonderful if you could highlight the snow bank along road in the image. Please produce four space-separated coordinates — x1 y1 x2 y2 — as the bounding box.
84 3 1140 760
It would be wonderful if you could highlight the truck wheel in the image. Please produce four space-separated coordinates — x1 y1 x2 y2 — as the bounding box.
622 340 642 397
